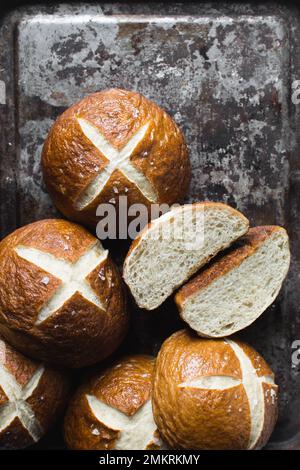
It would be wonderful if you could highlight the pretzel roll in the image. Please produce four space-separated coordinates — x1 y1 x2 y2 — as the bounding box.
0 336 69 449
0 219 128 368
152 330 278 450
64 355 165 450
42 88 190 228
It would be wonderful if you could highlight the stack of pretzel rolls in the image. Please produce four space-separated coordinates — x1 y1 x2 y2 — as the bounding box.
0 88 290 450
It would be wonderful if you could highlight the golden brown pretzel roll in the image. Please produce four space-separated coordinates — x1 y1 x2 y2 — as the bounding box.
42 88 190 227
0 219 128 368
152 330 278 450
0 335 69 449
64 355 165 450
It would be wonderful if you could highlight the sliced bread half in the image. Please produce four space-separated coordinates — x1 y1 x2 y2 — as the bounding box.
175 226 290 337
123 202 249 310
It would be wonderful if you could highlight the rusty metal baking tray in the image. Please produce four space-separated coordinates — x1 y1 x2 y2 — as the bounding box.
0 1 300 450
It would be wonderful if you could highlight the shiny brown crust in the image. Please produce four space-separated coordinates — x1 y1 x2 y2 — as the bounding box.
42 88 190 227
0 219 128 368
175 226 287 306
152 329 278 450
0 336 69 449
64 355 163 450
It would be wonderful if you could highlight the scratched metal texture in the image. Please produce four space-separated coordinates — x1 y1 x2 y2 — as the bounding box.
0 2 300 449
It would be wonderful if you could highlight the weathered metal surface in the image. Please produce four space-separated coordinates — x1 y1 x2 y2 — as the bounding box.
0 2 300 449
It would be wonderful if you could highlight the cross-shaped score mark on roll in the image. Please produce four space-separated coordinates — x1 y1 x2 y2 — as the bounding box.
178 375 241 389
86 395 158 450
15 242 108 325
0 361 44 441
178 339 276 450
178 373 273 390
75 118 158 210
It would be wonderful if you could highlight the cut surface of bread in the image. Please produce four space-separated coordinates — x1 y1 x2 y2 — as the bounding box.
176 226 290 337
123 202 249 310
